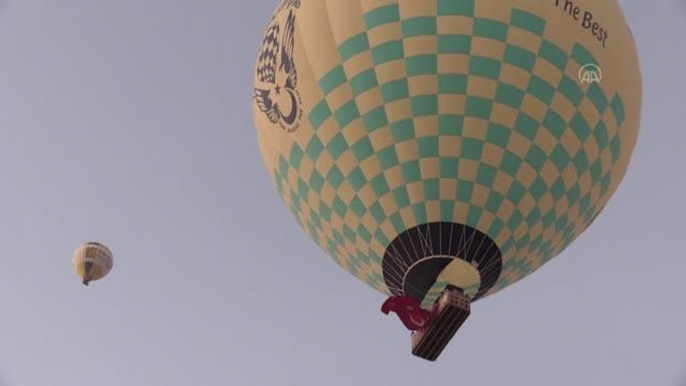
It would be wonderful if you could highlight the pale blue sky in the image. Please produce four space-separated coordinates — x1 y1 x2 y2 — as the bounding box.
0 0 684 385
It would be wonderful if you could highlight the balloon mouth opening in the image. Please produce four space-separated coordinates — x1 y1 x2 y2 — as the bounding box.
381 222 502 303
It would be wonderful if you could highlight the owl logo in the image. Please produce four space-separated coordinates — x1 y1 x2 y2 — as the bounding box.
253 1 302 133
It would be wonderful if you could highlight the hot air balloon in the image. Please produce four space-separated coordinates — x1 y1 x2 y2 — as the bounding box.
253 0 641 360
73 242 114 286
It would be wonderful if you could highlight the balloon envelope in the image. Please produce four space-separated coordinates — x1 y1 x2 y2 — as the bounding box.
253 0 641 307
73 242 114 285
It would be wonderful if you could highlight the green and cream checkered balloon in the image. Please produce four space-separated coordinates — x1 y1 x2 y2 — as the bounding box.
253 0 641 306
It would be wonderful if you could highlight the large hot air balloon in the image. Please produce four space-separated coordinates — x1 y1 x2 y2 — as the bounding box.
73 242 114 286
253 0 641 360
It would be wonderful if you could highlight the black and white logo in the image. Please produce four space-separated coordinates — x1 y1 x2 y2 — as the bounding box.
253 0 303 133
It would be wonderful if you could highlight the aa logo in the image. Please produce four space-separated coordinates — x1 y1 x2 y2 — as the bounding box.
579 63 602 84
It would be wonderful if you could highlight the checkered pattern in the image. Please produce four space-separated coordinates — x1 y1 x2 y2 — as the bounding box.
278 0 301 11
265 0 633 299
256 23 280 84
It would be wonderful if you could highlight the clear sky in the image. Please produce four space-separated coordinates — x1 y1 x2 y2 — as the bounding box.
0 0 684 385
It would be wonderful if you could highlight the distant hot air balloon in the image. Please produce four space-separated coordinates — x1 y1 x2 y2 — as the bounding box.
73 242 113 286
253 0 641 360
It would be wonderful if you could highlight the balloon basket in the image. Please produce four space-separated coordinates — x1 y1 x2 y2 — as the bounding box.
411 286 471 361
